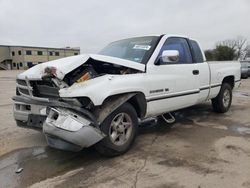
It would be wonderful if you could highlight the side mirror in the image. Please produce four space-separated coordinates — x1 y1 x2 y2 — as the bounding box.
161 50 179 63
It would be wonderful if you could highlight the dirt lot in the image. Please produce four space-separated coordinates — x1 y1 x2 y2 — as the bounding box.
0 70 250 188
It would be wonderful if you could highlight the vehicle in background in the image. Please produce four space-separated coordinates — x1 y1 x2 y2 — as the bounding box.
240 61 250 79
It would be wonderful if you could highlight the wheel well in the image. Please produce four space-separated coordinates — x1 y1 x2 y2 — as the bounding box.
222 76 235 88
102 92 147 119
97 92 147 124
127 93 147 118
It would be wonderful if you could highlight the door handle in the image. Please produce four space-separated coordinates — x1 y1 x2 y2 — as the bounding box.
192 70 199 75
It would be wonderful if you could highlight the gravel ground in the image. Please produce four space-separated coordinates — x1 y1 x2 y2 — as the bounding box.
0 70 250 188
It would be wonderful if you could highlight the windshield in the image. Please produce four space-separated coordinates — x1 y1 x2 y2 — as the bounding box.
99 36 160 64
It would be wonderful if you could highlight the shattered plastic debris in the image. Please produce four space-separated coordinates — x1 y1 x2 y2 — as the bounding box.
15 167 23 174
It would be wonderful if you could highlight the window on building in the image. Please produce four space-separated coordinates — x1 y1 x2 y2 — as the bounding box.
18 50 22 55
26 50 32 55
20 62 23 67
12 51 15 56
74 52 78 55
55 52 60 56
37 51 43 55
49 51 53 56
13 62 16 67
27 62 33 68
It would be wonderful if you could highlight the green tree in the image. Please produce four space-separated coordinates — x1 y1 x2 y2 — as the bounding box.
214 45 236 61
204 50 215 61
205 45 236 61
217 36 247 60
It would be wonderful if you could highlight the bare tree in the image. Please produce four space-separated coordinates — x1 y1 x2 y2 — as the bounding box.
217 36 248 60
217 39 237 50
243 44 250 60
235 36 247 59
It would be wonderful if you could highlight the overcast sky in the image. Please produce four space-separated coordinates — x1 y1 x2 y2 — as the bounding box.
0 0 249 53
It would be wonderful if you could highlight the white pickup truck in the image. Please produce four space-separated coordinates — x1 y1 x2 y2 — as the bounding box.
13 35 241 156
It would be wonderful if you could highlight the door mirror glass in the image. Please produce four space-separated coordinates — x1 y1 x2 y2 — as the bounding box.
161 50 179 63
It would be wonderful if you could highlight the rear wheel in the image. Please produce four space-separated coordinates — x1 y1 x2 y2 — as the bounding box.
95 103 138 157
212 83 232 113
241 74 248 79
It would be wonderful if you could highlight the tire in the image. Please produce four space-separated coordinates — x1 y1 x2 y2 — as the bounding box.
212 83 232 113
16 120 27 127
241 75 248 79
95 103 138 157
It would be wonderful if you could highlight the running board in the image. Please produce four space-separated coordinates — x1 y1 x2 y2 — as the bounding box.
139 117 157 127
161 112 176 124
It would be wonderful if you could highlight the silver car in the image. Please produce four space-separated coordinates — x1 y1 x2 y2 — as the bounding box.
241 62 250 79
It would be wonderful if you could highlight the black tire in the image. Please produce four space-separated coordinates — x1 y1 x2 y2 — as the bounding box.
16 120 27 127
95 103 138 157
212 83 232 113
241 75 248 79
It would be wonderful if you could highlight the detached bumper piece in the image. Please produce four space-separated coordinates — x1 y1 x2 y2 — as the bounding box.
13 102 47 130
43 108 105 152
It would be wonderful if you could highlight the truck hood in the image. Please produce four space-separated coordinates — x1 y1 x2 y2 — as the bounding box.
17 54 145 80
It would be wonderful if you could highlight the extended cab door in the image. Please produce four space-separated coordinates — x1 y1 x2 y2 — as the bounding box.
188 39 210 103
145 37 200 116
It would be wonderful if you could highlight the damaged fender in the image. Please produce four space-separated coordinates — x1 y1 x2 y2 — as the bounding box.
93 93 136 125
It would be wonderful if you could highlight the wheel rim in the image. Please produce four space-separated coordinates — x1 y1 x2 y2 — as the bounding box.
109 113 133 146
223 89 231 108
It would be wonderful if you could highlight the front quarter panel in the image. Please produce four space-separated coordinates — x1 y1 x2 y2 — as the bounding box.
59 74 148 106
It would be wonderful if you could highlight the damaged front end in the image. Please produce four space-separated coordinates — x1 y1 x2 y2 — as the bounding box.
13 54 143 151
13 94 105 151
44 108 104 151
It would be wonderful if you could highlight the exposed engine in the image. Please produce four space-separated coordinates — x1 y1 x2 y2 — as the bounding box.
62 58 140 86
16 58 142 105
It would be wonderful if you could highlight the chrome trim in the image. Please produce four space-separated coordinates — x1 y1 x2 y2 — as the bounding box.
25 76 33 96
146 89 200 102
16 83 33 90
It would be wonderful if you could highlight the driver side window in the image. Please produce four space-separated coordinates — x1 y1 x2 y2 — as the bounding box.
158 37 193 65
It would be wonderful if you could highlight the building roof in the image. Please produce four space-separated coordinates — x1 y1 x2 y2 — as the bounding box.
0 45 80 51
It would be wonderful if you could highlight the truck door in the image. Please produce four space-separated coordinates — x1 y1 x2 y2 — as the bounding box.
146 37 200 116
188 39 210 103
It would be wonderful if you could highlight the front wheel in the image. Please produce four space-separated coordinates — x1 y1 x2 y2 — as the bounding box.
212 83 232 113
95 103 138 157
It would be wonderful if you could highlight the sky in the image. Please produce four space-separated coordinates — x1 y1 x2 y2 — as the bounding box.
0 0 249 53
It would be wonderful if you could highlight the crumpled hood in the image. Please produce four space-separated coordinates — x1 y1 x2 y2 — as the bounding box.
17 54 145 80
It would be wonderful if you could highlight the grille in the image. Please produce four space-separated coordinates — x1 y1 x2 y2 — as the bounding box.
16 79 27 86
19 88 30 96
16 79 59 100
16 79 33 97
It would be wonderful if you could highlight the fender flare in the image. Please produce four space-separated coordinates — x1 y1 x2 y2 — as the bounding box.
93 93 144 125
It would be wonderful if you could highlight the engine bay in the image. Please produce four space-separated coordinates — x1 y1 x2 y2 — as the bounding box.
63 58 141 86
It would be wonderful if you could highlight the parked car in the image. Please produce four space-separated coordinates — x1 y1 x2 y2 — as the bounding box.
240 61 250 79
13 34 241 156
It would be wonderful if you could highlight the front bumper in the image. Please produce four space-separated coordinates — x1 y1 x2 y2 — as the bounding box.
13 102 47 129
44 122 104 151
13 95 105 151
43 107 105 151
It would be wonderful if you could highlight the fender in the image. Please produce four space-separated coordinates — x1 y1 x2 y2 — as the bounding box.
93 93 136 125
